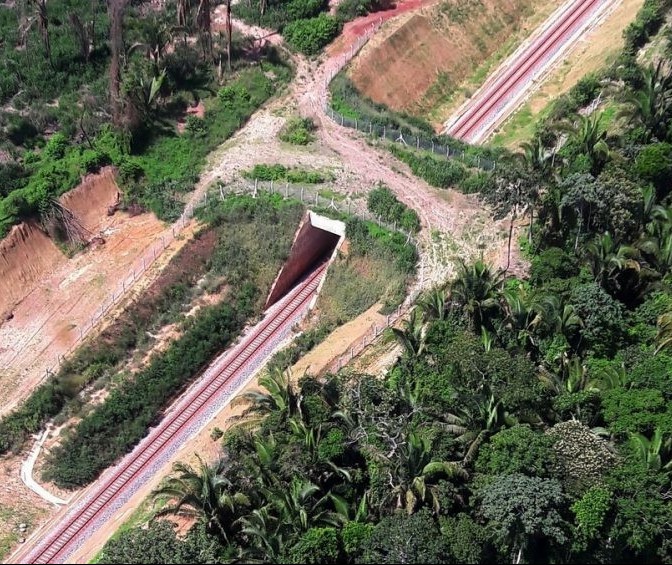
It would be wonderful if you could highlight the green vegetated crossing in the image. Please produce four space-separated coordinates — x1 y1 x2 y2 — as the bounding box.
94 0 672 564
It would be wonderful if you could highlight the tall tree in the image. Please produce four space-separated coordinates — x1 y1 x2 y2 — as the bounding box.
195 0 213 61
619 61 672 142
28 0 51 63
108 0 128 129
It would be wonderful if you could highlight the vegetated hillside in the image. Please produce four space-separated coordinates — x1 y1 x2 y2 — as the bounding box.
0 0 291 240
98 1 672 563
348 0 550 117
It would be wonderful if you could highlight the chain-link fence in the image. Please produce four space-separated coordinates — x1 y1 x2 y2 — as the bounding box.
200 180 423 375
37 195 202 384
323 105 497 171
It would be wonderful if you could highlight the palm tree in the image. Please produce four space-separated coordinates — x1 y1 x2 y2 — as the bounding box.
585 232 641 289
237 506 284 562
418 286 448 322
387 431 467 515
655 312 672 354
231 366 302 427
628 428 672 472
501 286 551 351
450 259 505 331
392 308 426 358
28 0 51 63
564 113 609 173
152 456 248 541
619 61 672 142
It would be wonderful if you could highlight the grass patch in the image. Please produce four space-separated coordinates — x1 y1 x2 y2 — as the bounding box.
242 163 330 183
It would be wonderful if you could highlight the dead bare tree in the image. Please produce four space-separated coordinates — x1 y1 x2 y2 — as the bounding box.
176 0 190 27
42 201 91 247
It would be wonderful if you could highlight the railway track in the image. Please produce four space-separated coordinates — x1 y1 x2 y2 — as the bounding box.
445 0 611 143
14 261 329 564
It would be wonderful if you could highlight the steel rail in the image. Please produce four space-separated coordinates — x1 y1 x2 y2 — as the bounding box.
21 261 328 564
449 0 599 140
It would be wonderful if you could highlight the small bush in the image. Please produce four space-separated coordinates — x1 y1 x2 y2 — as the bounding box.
279 117 316 145
367 183 420 232
389 145 468 188
243 164 326 183
284 14 341 56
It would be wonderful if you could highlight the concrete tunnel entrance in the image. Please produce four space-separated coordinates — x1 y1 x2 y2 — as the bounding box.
265 211 345 309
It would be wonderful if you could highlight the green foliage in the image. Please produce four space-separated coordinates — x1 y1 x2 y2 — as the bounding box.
233 0 328 31
572 486 612 540
478 473 569 562
475 425 557 478
367 183 421 232
569 283 625 356
286 527 341 564
622 0 668 53
388 145 469 188
601 387 672 435
440 513 493 564
361 510 451 564
341 522 374 559
279 117 316 145
335 0 391 22
283 15 341 56
242 164 326 183
98 521 221 564
634 142 672 190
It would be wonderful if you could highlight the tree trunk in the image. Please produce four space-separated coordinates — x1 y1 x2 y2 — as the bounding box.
108 0 128 129
226 0 232 72
506 208 516 272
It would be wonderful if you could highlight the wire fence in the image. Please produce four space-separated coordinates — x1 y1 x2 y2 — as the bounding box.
37 195 202 384
205 179 422 375
319 18 497 172
323 105 498 172
37 21 425 386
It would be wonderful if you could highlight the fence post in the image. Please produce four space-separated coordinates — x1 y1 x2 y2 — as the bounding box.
300 187 304 202
431 141 434 153
416 137 419 149
355 118 358 130
315 192 318 206
270 179 274 193
285 181 289 198
383 126 386 138
340 114 344 126
446 146 450 157
369 122 372 134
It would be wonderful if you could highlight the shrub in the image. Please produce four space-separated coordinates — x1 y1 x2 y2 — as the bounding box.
367 183 420 232
283 14 341 56
279 117 316 145
389 145 468 188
